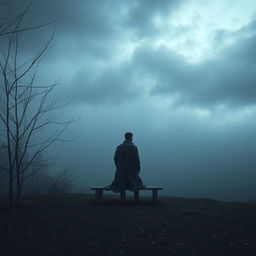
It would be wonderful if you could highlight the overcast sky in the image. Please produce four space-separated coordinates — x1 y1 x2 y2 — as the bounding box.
2 0 256 201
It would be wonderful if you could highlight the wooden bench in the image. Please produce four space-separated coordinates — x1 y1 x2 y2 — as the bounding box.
90 187 163 202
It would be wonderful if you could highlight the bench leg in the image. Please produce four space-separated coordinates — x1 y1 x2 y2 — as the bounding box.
134 190 139 201
95 189 103 201
152 189 158 202
120 190 126 201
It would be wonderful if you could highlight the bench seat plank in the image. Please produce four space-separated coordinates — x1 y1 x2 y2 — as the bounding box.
90 186 163 201
91 187 163 190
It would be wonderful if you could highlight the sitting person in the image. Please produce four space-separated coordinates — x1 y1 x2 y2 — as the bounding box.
106 132 144 200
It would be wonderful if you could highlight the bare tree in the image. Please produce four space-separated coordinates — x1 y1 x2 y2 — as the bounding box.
0 2 73 207
48 168 74 195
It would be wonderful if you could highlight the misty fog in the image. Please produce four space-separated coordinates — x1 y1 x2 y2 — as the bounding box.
1 0 256 202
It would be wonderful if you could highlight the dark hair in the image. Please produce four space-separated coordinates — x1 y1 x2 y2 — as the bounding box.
124 132 133 140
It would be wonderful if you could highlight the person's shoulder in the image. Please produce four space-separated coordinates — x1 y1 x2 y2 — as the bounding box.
129 143 138 149
116 143 124 149
117 141 138 149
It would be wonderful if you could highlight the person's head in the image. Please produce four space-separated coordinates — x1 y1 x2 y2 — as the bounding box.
124 132 133 141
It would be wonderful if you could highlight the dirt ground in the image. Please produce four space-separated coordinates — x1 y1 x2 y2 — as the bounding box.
0 194 256 256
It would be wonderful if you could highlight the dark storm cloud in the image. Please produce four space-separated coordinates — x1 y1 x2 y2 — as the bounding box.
62 17 256 108
67 62 141 104
124 0 185 37
0 0 126 58
131 19 256 109
27 0 123 36
0 0 187 57
2 0 256 109
31 0 125 40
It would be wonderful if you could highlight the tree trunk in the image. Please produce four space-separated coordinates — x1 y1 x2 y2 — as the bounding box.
16 169 21 206
8 170 13 208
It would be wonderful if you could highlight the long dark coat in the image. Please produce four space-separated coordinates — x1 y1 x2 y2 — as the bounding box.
110 140 143 192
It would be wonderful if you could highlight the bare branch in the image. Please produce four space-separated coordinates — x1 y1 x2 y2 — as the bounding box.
22 159 49 180
0 21 56 36
0 0 56 36
10 30 55 89
22 120 72 174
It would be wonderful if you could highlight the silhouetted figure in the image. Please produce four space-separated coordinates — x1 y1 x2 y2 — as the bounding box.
106 132 144 200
